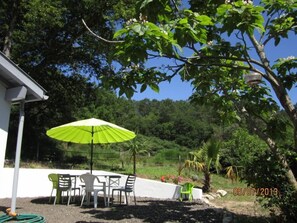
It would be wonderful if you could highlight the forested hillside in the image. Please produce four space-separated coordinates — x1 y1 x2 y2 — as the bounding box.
6 88 221 164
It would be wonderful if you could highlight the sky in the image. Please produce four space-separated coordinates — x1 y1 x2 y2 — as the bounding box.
132 76 194 101
131 31 297 104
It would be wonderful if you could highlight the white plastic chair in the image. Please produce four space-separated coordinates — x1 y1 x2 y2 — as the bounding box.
111 174 136 205
80 173 106 208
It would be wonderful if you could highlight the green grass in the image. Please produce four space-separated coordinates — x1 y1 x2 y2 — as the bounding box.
119 163 247 191
121 164 180 180
210 174 258 202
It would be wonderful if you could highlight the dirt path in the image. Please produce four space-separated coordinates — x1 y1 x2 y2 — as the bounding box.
209 199 273 222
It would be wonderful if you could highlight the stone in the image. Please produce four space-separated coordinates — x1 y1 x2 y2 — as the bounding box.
202 198 210 204
203 194 215 200
209 192 219 198
217 189 227 197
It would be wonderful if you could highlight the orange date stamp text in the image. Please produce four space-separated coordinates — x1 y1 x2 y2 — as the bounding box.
233 187 280 196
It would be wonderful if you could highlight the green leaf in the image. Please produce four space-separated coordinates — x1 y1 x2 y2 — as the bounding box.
196 15 213 26
132 24 144 35
164 5 172 13
113 28 127 39
139 0 153 9
149 83 160 93
125 88 134 99
217 4 232 17
178 18 188 25
274 37 280 46
140 84 147 93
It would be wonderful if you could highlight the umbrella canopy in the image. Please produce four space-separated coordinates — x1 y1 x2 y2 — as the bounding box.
46 118 136 173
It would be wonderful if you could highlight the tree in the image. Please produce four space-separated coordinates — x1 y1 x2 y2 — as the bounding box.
122 136 149 174
220 127 268 169
185 138 221 192
0 0 138 159
102 0 297 190
220 127 268 181
85 0 297 218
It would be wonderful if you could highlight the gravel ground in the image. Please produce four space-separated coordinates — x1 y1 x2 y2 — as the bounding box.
0 197 225 223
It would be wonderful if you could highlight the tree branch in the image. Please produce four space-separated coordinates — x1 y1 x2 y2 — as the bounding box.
148 51 266 75
249 33 297 128
82 19 124 43
171 0 180 13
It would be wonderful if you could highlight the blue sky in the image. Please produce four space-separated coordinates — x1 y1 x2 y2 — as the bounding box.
132 76 193 101
131 33 297 104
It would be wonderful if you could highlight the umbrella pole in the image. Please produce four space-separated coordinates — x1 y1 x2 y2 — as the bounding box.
90 127 93 174
10 101 25 214
90 141 93 174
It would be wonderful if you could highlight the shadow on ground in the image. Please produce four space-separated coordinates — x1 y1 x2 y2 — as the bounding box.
0 197 275 223
79 200 223 223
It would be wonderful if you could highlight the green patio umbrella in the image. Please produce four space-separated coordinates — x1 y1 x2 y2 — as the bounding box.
46 118 136 173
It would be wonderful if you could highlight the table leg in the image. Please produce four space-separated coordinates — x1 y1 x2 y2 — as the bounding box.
107 177 111 206
94 192 98 208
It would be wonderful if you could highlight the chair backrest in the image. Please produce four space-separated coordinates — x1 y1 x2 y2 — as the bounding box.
58 174 72 191
181 182 194 193
48 173 59 189
80 173 97 191
125 174 136 192
109 175 121 187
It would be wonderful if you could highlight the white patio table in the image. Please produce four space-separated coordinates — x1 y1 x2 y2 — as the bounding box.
96 174 122 206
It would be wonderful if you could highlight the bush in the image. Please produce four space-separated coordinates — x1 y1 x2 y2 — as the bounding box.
220 128 267 170
243 150 297 222
220 128 297 221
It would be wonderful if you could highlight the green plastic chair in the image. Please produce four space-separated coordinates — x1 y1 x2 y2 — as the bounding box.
179 182 194 201
48 173 59 203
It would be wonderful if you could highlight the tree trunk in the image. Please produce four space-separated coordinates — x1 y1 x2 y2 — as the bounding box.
2 0 20 57
202 169 211 192
248 34 297 194
243 109 297 192
36 136 40 161
133 151 136 175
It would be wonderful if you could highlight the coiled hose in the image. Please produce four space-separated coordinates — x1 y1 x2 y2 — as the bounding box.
0 212 46 223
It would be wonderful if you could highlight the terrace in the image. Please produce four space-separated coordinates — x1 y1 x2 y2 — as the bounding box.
0 168 203 200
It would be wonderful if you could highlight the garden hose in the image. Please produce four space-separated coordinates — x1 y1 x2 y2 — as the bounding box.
0 209 46 223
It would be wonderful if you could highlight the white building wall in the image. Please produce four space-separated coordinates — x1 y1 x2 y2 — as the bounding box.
0 84 11 168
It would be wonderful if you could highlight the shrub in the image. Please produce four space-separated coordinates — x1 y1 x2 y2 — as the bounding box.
243 150 297 222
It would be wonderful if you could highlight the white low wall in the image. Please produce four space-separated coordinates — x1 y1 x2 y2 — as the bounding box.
0 168 202 200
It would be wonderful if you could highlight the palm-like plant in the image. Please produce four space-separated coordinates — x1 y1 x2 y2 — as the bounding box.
225 165 240 183
128 138 149 175
185 138 221 192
